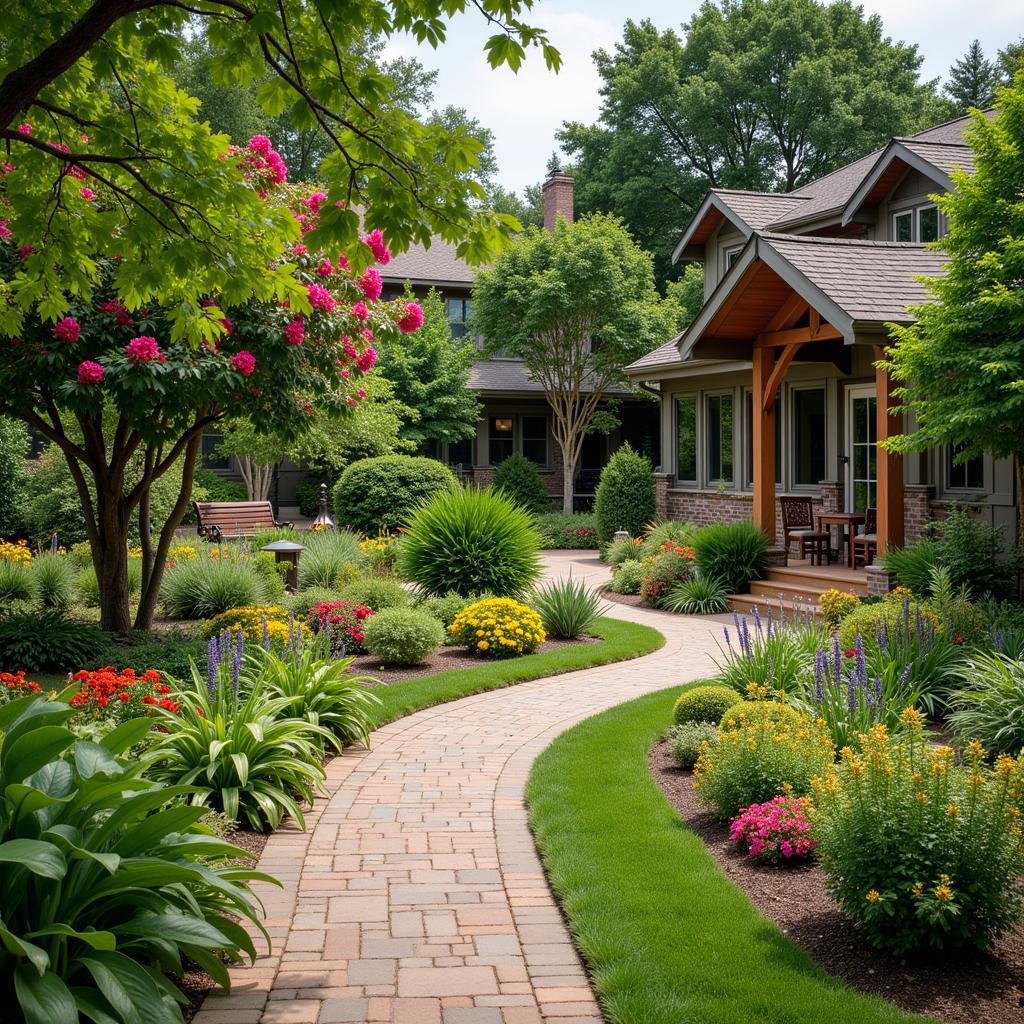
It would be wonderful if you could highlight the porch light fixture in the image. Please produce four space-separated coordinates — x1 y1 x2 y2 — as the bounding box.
494 417 513 433
311 483 335 531
261 539 304 591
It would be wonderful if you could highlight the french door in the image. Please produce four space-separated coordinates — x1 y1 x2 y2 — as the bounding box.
846 385 877 513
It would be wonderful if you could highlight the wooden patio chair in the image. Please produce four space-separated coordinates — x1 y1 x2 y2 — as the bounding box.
780 496 830 561
852 506 878 568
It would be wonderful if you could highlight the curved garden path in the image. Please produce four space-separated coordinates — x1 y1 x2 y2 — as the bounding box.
196 553 724 1024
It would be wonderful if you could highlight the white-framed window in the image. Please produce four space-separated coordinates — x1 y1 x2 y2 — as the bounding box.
723 245 743 273
892 203 941 243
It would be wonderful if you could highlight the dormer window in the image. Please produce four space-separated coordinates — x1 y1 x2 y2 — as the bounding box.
893 204 941 243
724 245 743 272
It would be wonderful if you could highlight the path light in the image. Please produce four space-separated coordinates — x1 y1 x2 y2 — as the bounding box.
261 539 304 591
613 530 630 543
312 483 335 531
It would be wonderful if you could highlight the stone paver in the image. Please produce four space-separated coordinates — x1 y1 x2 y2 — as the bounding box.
195 553 722 1024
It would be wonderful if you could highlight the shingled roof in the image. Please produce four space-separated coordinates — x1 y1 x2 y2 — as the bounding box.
379 237 475 287
469 360 631 395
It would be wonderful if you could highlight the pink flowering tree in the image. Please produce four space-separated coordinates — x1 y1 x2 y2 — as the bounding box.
0 144 425 632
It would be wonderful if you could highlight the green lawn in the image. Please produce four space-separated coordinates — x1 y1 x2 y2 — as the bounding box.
367 616 664 729
526 684 933 1024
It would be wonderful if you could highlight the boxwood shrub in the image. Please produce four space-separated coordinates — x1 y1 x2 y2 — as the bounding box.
593 444 656 546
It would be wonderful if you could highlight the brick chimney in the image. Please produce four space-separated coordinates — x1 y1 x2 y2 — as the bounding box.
542 166 574 232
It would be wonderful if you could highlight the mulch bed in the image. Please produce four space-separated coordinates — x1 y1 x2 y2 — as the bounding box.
649 740 1024 1024
600 587 643 609
347 636 599 684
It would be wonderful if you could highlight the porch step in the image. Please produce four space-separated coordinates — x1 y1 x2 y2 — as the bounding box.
728 564 866 617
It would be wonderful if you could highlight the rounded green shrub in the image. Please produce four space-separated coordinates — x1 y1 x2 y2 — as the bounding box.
608 558 645 596
332 455 457 535
398 485 542 598
339 575 409 611
672 685 741 726
415 592 472 628
668 722 718 769
836 598 938 655
593 444 657 546
492 454 550 514
363 607 445 665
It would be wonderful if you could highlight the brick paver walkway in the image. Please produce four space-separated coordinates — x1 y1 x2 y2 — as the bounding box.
197 553 723 1024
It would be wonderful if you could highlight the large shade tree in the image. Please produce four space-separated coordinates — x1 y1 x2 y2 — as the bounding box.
884 75 1024 540
472 214 679 513
559 2 948 284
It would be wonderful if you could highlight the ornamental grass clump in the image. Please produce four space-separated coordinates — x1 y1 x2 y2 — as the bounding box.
948 651 1024 756
448 597 545 659
0 554 33 605
398 485 542 598
812 710 1024 956
160 550 271 619
530 577 607 639
694 701 834 820
730 795 817 863
296 529 363 589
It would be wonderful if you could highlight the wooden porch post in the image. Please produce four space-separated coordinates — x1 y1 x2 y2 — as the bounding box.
874 346 904 555
752 341 776 539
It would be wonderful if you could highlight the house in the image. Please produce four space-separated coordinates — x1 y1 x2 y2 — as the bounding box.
204 171 660 513
624 110 1018 593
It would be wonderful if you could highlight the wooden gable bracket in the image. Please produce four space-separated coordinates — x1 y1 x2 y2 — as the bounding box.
761 341 802 413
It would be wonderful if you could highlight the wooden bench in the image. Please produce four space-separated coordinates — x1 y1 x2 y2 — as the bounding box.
193 500 292 542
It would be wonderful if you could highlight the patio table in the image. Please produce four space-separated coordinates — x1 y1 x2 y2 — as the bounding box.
815 511 866 569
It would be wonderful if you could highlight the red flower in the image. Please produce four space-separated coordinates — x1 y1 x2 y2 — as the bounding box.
954 635 964 645
844 649 856 658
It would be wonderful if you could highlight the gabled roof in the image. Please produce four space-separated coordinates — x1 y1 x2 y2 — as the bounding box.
379 237 475 287
469 359 630 395
672 189 810 262
627 232 943 375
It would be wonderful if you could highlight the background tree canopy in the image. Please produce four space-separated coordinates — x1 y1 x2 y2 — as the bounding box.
558 0 951 285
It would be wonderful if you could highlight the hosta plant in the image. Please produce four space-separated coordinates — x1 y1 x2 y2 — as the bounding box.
813 711 1024 955
148 639 331 831
0 693 275 1024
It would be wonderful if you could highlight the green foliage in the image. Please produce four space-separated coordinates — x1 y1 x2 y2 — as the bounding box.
295 472 336 519
640 547 696 607
693 522 769 593
0 558 33 606
414 592 473 628
662 575 730 615
0 695 272 1024
558 6 948 284
594 444 657 545
640 519 697 557
532 512 598 548
30 553 77 611
885 87 1024 479
254 647 380 748
85 629 206 680
694 702 834 819
668 721 718 769
149 658 331 832
19 445 89 547
0 416 27 538
297 531 363 591
333 455 457 535
77 558 143 607
398 485 542 598
604 535 644 566
672 685 741 726
0 612 106 671
193 467 247 504
607 558 645 596
363 608 446 665
339 576 409 611
530 578 608 639
492 454 550 514
945 39 1001 116
376 286 480 446
160 556 271 620
813 718 1024 955
931 507 1014 598
472 217 677 513
285 586 342 616
714 618 826 700
948 652 1024 755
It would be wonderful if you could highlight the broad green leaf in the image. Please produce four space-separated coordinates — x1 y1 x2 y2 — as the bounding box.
0 924 50 974
0 839 67 879
79 951 180 1024
28 924 117 952
13 967 77 1024
74 741 123 780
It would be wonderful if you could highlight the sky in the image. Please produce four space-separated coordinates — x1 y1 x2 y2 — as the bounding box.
382 0 1022 194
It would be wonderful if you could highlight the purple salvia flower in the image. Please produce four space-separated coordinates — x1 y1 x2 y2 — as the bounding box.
915 605 925 647
993 628 1005 653
903 597 911 638
753 604 762 635
855 633 867 686
847 672 857 715
876 619 886 652
766 603 774 635
814 648 825 703
232 628 243 694
832 631 842 680
206 636 218 700
723 626 732 650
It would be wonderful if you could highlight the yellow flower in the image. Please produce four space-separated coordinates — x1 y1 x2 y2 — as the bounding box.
478 640 489 650
947 803 960 818
934 885 953 903
911 882 923 897
866 890 880 904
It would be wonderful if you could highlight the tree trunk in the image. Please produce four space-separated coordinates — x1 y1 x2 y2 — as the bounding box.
561 442 576 515
92 482 133 634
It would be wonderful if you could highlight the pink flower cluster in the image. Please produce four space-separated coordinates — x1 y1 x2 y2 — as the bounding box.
307 283 335 312
397 301 423 333
363 228 391 266
53 316 80 342
232 350 256 376
244 135 287 184
729 796 816 863
100 299 133 326
358 267 382 301
126 335 165 364
77 360 104 385
284 317 305 346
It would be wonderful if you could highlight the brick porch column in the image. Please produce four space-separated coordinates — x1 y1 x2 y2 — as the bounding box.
654 472 673 518
903 484 933 544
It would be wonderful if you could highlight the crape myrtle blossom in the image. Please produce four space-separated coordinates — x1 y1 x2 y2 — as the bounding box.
0 135 424 433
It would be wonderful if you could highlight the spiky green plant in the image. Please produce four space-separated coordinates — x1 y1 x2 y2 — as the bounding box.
30 552 77 610
398 485 542 598
530 578 609 639
0 557 33 605
663 574 730 615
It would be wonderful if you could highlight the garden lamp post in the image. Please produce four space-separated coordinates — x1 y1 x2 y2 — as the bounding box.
261 539 304 591
312 483 335 531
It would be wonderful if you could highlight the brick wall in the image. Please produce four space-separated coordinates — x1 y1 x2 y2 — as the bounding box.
904 484 933 543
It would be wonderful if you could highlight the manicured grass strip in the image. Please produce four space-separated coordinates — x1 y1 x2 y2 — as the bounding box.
526 686 935 1024
367 616 663 729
